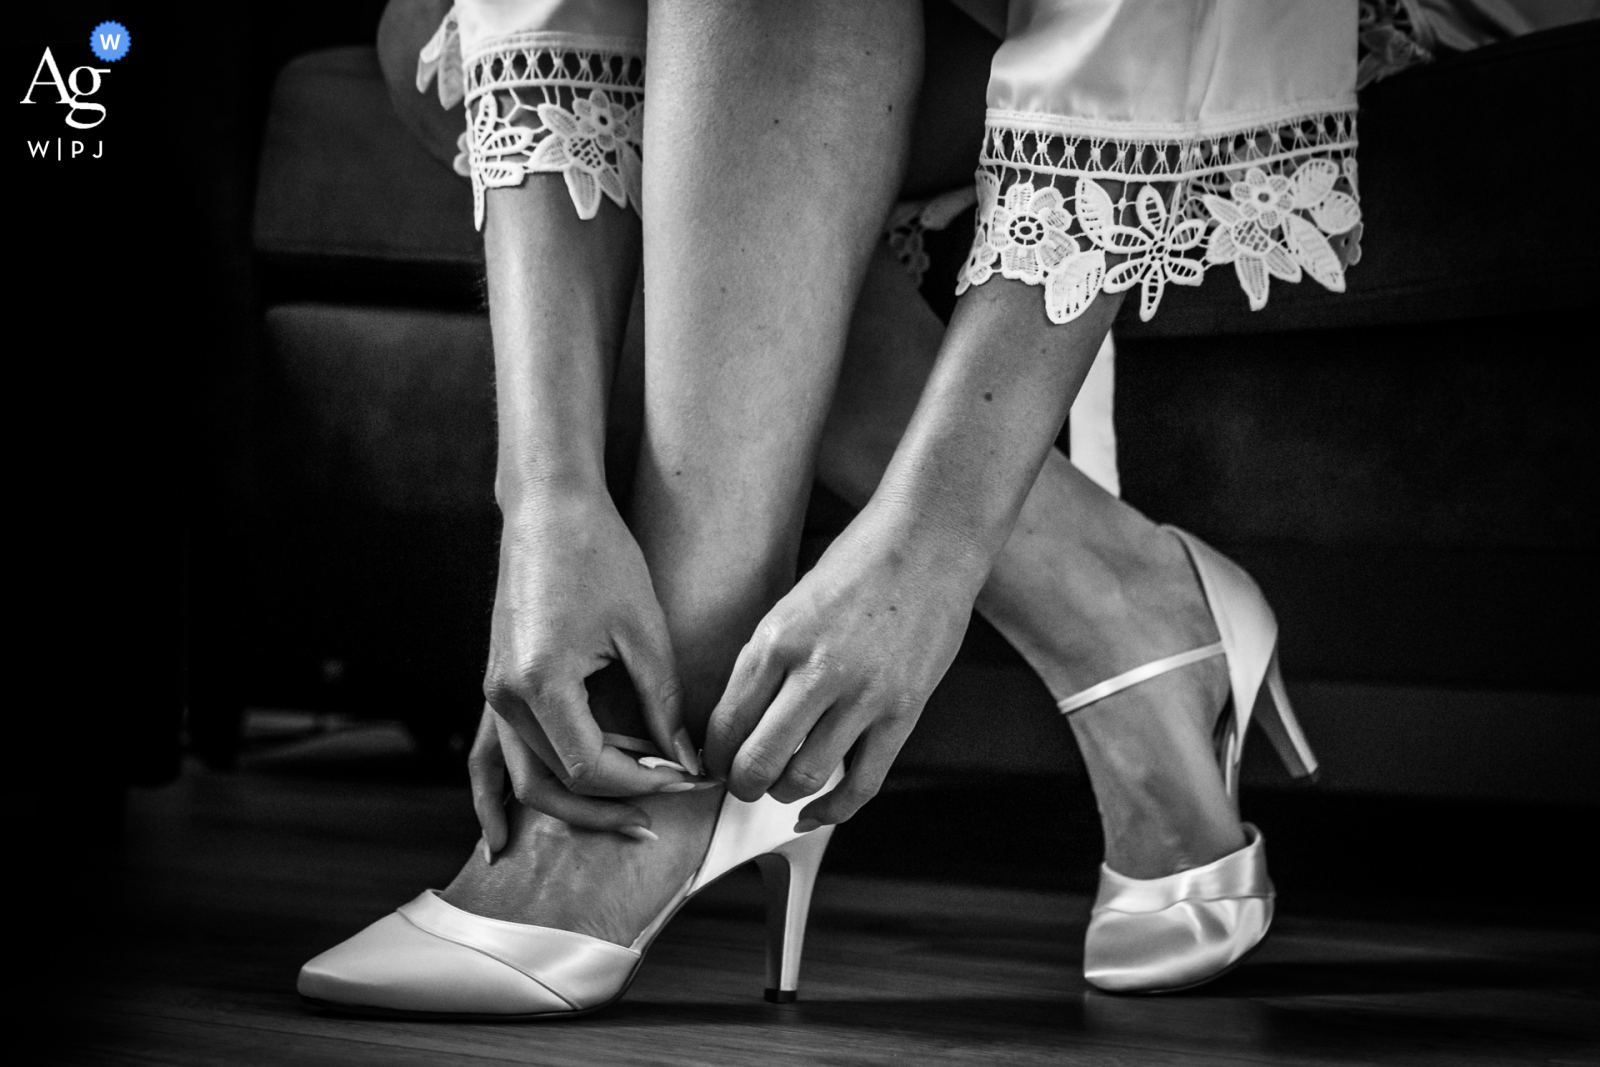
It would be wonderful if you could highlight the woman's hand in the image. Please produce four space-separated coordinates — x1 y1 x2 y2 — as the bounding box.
477 491 702 848
469 703 694 850
703 507 989 829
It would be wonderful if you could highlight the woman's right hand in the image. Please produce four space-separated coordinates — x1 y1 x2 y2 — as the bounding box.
476 491 702 850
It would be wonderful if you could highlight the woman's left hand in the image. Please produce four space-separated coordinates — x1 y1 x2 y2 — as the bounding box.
703 511 988 829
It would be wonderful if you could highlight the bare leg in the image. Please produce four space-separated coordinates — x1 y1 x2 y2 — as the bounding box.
449 0 922 945
443 175 727 934
633 0 922 725
817 247 1241 878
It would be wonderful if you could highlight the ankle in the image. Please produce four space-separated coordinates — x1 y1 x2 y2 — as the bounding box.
1070 667 1243 879
1099 804 1247 880
982 521 1216 702
443 786 725 946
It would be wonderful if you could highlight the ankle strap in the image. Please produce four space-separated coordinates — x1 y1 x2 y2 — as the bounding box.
1057 642 1226 715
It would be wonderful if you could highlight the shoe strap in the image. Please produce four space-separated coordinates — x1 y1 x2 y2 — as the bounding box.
1057 641 1225 716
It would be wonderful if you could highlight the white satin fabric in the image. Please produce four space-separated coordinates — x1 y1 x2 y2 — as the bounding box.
298 773 840 1016
1069 334 1119 497
459 0 1358 135
1084 824 1274 993
455 0 643 58
957 2 1363 324
986 1 1356 139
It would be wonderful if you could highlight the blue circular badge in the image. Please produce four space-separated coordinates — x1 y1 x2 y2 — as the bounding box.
90 21 130 62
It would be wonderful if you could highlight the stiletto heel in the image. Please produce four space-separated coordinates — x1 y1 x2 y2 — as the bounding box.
1058 525 1318 994
755 825 834 1003
1256 650 1319 781
298 770 842 1018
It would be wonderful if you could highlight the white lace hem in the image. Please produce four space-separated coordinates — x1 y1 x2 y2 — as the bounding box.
441 31 645 228
957 110 1363 324
416 7 465 110
885 188 981 288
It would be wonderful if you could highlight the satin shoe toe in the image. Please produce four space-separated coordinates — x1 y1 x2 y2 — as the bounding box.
1083 824 1273 993
298 902 577 1015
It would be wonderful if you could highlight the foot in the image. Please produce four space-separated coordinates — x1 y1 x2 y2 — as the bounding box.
979 468 1246 880
1058 524 1246 880
1068 661 1245 879
441 785 724 946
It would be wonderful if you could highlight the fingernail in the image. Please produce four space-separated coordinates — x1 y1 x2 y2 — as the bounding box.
657 782 697 793
620 825 660 842
638 755 688 772
673 733 703 777
481 837 494 864
794 818 821 834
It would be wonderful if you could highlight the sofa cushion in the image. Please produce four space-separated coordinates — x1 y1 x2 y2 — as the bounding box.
260 303 495 516
253 46 480 305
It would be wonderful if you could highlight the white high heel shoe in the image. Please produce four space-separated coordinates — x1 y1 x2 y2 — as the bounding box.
298 775 839 1017
1058 526 1318 994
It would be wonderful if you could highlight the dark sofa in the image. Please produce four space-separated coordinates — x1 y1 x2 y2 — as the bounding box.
235 20 1598 802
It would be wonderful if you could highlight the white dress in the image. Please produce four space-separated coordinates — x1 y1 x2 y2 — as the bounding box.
959 1 1361 324
416 1 1365 495
423 0 1364 327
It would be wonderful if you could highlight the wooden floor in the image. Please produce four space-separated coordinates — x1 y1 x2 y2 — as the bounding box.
59 725 1600 1066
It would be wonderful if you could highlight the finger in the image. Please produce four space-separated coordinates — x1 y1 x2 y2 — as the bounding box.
468 705 509 856
765 692 870 805
508 695 699 797
495 714 544 803
494 680 692 796
703 631 789 780
727 670 839 802
495 717 656 836
491 669 607 783
505 704 700 801
575 742 703 797
616 614 699 777
795 718 910 829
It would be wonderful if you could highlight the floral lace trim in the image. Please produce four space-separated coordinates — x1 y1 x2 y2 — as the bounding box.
442 35 645 228
977 108 1356 183
957 112 1362 324
416 8 464 110
1358 0 1434 89
885 188 980 287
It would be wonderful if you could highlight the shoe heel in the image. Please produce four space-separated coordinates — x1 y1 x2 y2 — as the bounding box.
754 826 833 1003
1255 650 1319 781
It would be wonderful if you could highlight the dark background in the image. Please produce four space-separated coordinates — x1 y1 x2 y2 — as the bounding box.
12 1 395 837
15 3 170 835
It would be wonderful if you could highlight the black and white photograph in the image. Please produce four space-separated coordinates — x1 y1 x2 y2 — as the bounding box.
17 1 1599 1064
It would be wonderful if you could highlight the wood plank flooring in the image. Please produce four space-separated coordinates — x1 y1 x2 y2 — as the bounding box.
53 725 1600 1066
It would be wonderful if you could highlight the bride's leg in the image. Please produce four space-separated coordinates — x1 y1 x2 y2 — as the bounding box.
447 0 922 945
818 247 1241 879
438 175 727 939
632 0 921 723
